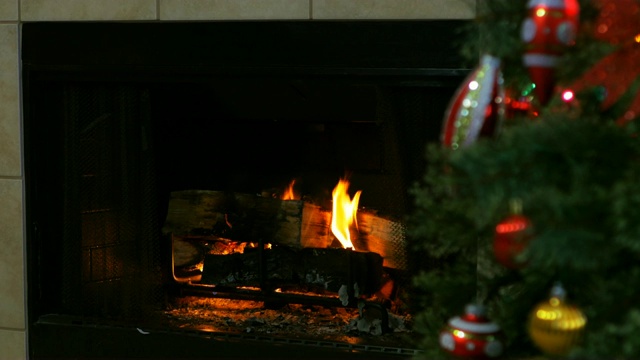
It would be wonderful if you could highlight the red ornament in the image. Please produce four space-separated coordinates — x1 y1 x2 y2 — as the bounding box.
494 200 533 269
520 0 580 106
439 304 504 359
442 54 502 150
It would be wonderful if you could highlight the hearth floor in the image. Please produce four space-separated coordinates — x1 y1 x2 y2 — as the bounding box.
162 296 420 350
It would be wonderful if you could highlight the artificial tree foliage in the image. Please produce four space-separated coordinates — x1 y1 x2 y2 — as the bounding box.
407 0 640 358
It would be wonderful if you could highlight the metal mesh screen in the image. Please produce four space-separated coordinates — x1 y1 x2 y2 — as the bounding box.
42 79 455 322
378 85 457 282
60 84 164 321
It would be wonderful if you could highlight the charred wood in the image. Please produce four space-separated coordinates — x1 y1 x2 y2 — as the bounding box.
199 247 384 299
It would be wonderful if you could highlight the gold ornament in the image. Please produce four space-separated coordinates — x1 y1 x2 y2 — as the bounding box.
528 283 587 356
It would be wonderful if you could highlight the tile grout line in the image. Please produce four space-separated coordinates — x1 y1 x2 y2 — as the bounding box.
0 325 26 332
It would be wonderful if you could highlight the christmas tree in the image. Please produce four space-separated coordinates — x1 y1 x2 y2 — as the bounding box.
407 0 640 358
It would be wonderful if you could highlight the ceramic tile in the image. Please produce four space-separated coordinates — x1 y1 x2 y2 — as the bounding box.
0 329 26 359
0 0 17 20
159 0 309 20
0 179 25 330
313 0 476 19
20 0 156 21
0 24 20 178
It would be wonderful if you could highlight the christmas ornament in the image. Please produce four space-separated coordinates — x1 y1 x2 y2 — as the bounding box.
493 199 533 269
520 0 580 106
441 54 502 150
528 283 587 356
439 303 504 359
567 0 640 126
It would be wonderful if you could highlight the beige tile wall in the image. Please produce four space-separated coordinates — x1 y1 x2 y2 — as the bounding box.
20 0 476 21
0 328 27 360
1 1 475 358
313 0 475 19
159 0 310 20
0 0 18 21
0 14 24 358
20 0 156 21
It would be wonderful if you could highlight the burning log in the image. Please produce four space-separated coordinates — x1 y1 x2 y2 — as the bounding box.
354 212 407 269
163 190 407 269
199 246 384 299
162 190 328 247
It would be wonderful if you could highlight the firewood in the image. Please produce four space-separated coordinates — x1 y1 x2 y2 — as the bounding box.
199 246 384 298
355 211 407 270
172 238 204 268
162 190 305 247
163 190 407 269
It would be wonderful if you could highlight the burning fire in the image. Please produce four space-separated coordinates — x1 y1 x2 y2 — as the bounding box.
331 178 361 249
282 179 298 200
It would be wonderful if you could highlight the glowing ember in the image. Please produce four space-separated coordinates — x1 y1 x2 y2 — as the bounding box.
331 178 361 249
282 179 298 200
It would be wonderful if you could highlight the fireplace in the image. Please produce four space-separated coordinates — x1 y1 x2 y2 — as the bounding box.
22 21 469 358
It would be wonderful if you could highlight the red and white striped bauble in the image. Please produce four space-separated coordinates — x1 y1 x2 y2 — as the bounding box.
439 304 504 359
520 0 580 106
441 54 502 150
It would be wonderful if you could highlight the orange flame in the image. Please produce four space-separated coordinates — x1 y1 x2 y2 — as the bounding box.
330 178 361 249
282 179 297 200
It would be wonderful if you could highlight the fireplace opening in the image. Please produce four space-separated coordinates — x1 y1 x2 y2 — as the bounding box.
23 21 469 358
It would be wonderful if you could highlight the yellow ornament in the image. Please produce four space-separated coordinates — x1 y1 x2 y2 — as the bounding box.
528 283 587 356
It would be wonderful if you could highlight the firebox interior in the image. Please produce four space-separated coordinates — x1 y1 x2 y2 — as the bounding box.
22 20 470 358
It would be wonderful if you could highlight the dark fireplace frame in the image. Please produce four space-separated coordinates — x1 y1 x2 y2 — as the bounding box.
22 20 471 358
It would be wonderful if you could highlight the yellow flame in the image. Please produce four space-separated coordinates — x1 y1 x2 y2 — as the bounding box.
330 178 361 249
282 179 297 200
